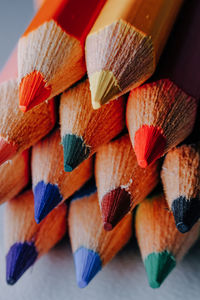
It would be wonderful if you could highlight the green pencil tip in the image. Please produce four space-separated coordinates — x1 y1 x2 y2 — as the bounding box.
62 134 91 172
144 251 176 288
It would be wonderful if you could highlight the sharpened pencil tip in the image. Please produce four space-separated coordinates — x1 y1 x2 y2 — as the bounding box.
6 242 38 285
134 125 166 168
176 222 189 233
89 70 121 109
19 70 51 111
144 251 176 288
138 159 148 168
19 105 28 113
0 136 17 165
172 196 200 233
62 134 91 172
64 164 73 172
101 187 131 229
74 247 102 288
103 222 113 231
33 181 63 222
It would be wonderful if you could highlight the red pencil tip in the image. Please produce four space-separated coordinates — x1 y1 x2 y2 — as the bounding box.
134 125 166 168
138 159 148 168
19 71 51 112
0 137 17 165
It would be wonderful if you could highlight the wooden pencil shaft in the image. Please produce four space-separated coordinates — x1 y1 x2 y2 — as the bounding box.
69 192 132 265
0 151 29 204
32 128 93 200
136 194 199 260
0 79 56 152
89 0 183 62
161 145 200 203
5 190 67 255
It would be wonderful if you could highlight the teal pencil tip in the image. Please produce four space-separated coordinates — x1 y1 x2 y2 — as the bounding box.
64 164 73 172
144 251 176 289
62 134 90 172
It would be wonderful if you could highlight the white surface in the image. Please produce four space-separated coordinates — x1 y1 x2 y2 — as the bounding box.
0 1 200 299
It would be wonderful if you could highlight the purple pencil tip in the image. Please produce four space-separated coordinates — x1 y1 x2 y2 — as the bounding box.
6 242 38 285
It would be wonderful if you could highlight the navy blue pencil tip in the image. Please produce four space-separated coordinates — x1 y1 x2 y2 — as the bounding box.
6 242 38 285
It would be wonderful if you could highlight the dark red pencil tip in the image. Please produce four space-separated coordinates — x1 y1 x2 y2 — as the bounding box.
103 222 113 231
101 187 131 230
134 125 166 168
19 70 51 112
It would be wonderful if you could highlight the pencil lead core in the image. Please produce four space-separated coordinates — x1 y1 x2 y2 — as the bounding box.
0 136 17 165
89 70 121 109
6 242 38 285
134 125 166 168
74 247 102 288
103 222 113 231
172 196 200 233
19 71 51 112
62 134 90 172
101 187 131 230
144 251 176 289
33 181 63 223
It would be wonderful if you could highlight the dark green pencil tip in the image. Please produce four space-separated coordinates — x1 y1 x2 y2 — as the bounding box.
62 134 91 172
144 251 176 288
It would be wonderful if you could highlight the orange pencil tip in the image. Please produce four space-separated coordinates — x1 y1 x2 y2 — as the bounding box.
19 71 51 112
134 125 166 168
0 137 17 165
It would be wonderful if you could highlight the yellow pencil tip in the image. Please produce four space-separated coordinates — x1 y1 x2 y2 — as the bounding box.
89 70 121 109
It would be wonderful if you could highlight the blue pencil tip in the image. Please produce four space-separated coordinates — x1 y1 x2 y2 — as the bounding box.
6 242 38 285
74 247 102 288
33 181 63 223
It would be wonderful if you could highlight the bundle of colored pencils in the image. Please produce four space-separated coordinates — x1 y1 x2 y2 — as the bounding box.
0 0 200 291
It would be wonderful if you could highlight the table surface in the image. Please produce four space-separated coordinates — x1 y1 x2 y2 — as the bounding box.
0 1 200 299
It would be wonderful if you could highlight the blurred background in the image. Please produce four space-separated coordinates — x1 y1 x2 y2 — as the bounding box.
0 1 200 300
0 0 33 69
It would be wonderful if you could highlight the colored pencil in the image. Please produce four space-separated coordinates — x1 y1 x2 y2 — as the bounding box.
135 193 199 289
0 36 56 165
32 128 93 223
95 134 160 230
161 145 200 233
0 79 56 166
18 0 106 112
126 0 200 168
85 0 183 109
126 81 197 168
69 186 132 288
60 79 125 171
0 150 29 205
5 189 67 285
